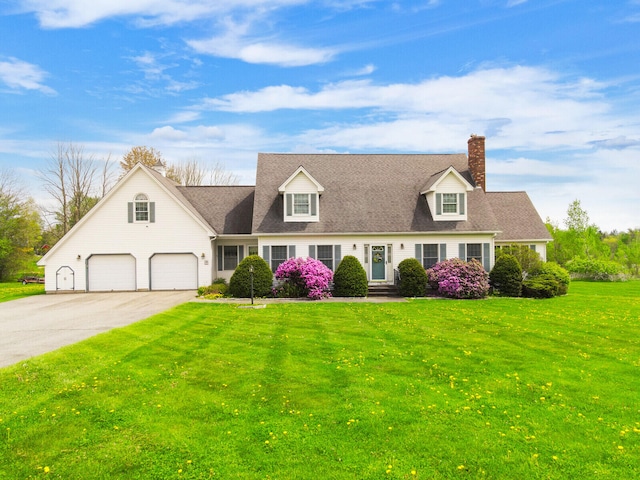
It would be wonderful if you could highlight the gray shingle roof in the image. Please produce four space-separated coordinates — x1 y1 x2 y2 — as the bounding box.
486 191 552 241
252 153 500 234
178 186 255 235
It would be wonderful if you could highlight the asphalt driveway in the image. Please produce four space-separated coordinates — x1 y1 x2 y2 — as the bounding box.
0 291 196 368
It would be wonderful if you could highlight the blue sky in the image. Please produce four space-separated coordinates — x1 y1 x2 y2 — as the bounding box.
1 0 639 231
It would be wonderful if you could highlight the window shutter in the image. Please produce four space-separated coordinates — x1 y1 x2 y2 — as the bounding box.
415 244 422 261
263 246 270 263
309 245 316 258
286 194 292 216
436 193 442 215
459 193 465 215
311 194 317 216
483 243 490 271
239 245 244 262
459 243 466 260
128 202 133 223
439 243 447 262
150 202 155 223
217 245 223 271
334 245 341 268
288 245 296 258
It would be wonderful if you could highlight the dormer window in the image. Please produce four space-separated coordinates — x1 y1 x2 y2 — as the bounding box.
294 194 311 215
135 194 149 222
421 166 473 222
442 194 458 213
436 193 466 216
279 166 323 223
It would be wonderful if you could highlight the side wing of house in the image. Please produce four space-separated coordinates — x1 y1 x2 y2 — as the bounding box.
486 191 552 261
38 165 215 292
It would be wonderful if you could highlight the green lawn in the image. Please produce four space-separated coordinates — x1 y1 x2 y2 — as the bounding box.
1 282 639 479
0 282 45 303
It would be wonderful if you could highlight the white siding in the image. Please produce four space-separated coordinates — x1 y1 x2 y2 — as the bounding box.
40 168 213 292
258 233 496 282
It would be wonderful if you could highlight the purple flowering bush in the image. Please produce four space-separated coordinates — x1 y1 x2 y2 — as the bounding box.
274 257 333 300
426 258 489 299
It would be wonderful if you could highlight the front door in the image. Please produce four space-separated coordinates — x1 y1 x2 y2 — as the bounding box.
371 245 386 280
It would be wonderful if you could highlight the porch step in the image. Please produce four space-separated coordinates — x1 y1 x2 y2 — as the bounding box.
368 284 400 297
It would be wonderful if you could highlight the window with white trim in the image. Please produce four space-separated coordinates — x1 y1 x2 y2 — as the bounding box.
442 193 457 213
271 246 288 272
422 244 439 268
317 245 334 270
293 194 310 215
135 193 149 222
466 243 482 263
224 246 239 270
248 245 259 256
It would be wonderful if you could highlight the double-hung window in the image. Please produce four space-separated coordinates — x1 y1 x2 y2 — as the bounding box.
316 245 334 270
466 243 482 263
293 194 310 215
271 246 288 272
442 193 458 213
422 244 439 268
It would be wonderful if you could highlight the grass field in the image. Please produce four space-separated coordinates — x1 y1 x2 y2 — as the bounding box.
0 282 638 479
0 282 45 303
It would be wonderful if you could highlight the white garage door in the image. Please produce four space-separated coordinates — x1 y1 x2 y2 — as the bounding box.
87 254 136 291
150 253 198 290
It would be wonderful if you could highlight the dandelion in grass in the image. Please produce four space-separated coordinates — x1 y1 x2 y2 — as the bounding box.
44 466 50 473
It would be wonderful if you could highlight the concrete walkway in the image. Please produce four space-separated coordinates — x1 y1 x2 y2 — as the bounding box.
0 291 196 369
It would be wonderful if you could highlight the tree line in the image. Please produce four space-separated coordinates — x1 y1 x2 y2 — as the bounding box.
0 143 238 281
546 200 640 278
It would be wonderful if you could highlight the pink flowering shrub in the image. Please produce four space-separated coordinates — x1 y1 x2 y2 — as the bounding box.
274 257 333 300
426 258 489 299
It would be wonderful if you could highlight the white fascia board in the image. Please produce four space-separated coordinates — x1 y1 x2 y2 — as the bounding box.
278 166 325 193
420 166 474 194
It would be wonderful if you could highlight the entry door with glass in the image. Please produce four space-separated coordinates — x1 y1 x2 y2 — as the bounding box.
371 245 386 280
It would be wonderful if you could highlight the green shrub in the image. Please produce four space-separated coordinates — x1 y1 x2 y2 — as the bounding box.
333 255 368 297
496 244 542 275
229 255 273 298
489 254 522 297
398 258 428 297
522 274 559 298
533 262 570 295
197 280 229 298
565 257 627 281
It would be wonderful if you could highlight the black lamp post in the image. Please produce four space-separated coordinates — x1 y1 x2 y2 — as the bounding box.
249 264 254 305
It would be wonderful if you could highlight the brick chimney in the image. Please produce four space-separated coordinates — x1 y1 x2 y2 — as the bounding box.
467 134 486 191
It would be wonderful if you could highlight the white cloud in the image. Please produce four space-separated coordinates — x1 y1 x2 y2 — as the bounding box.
0 57 56 95
187 34 335 67
150 126 187 141
19 0 307 28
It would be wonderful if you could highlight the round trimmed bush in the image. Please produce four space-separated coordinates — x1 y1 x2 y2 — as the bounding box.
333 255 368 297
398 258 428 297
229 255 273 298
522 274 559 298
532 262 570 295
489 253 522 297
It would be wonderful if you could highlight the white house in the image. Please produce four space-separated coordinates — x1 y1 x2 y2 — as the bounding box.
38 135 552 292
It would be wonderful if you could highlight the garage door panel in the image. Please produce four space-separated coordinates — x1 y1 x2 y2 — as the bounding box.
151 254 197 290
88 254 136 292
